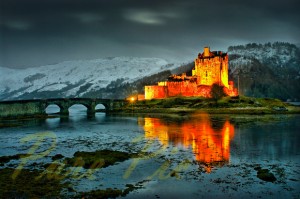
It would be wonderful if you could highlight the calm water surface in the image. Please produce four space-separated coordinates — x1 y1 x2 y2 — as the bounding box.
0 105 299 198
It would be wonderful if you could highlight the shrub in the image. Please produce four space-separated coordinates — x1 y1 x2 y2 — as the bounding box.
210 84 227 101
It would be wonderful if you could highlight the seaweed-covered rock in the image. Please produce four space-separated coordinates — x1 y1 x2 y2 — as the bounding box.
257 168 277 182
51 154 64 160
0 154 30 165
65 149 136 169
0 168 69 198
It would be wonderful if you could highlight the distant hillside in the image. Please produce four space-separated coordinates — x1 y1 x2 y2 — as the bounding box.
228 42 300 101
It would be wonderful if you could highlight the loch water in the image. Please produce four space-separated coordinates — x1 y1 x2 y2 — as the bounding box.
0 105 299 198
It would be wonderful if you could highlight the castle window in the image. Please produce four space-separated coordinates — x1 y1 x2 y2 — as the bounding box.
206 71 207 77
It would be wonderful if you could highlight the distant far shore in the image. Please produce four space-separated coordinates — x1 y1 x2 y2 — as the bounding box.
286 102 300 106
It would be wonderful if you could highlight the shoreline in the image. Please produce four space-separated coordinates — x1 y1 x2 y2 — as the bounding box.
115 105 300 115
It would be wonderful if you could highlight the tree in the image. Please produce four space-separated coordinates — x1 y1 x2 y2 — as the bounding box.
210 83 227 101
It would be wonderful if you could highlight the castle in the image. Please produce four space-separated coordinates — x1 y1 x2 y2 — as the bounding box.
144 47 238 99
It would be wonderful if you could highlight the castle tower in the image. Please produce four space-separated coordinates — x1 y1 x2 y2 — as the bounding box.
203 47 210 57
192 47 229 88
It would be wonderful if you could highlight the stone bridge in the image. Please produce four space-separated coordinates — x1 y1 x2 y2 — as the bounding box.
0 98 127 118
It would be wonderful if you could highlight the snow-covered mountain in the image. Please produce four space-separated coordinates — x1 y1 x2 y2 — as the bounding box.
229 42 300 75
228 42 300 100
0 57 180 100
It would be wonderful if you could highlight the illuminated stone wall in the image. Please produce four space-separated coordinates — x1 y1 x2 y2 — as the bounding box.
145 85 167 99
225 81 238 96
144 83 213 99
166 81 198 97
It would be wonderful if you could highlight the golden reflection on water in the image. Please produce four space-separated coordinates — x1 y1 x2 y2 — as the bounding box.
138 114 235 172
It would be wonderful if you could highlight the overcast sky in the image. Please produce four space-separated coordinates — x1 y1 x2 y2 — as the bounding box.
1 0 299 68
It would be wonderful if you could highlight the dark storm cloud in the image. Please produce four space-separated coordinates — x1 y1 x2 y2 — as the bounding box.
1 0 299 67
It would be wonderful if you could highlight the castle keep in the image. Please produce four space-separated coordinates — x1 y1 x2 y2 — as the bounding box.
144 47 238 99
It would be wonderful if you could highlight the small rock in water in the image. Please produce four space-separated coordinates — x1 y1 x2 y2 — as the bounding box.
52 154 64 160
257 169 276 182
272 106 287 111
170 170 179 178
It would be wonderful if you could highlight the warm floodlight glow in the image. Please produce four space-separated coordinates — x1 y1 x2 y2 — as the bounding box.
139 114 235 173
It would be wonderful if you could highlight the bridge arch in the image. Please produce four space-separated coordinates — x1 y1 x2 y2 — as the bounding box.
45 104 61 114
68 104 88 115
68 99 103 115
45 102 69 115
95 103 108 112
68 102 90 109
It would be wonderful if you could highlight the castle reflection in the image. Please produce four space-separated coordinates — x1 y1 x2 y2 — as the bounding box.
138 114 235 173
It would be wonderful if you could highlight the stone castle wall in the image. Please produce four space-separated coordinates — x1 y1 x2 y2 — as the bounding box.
145 82 217 99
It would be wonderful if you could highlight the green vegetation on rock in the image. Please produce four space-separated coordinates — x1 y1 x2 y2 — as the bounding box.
75 183 142 199
64 149 137 169
256 168 277 182
0 168 70 198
